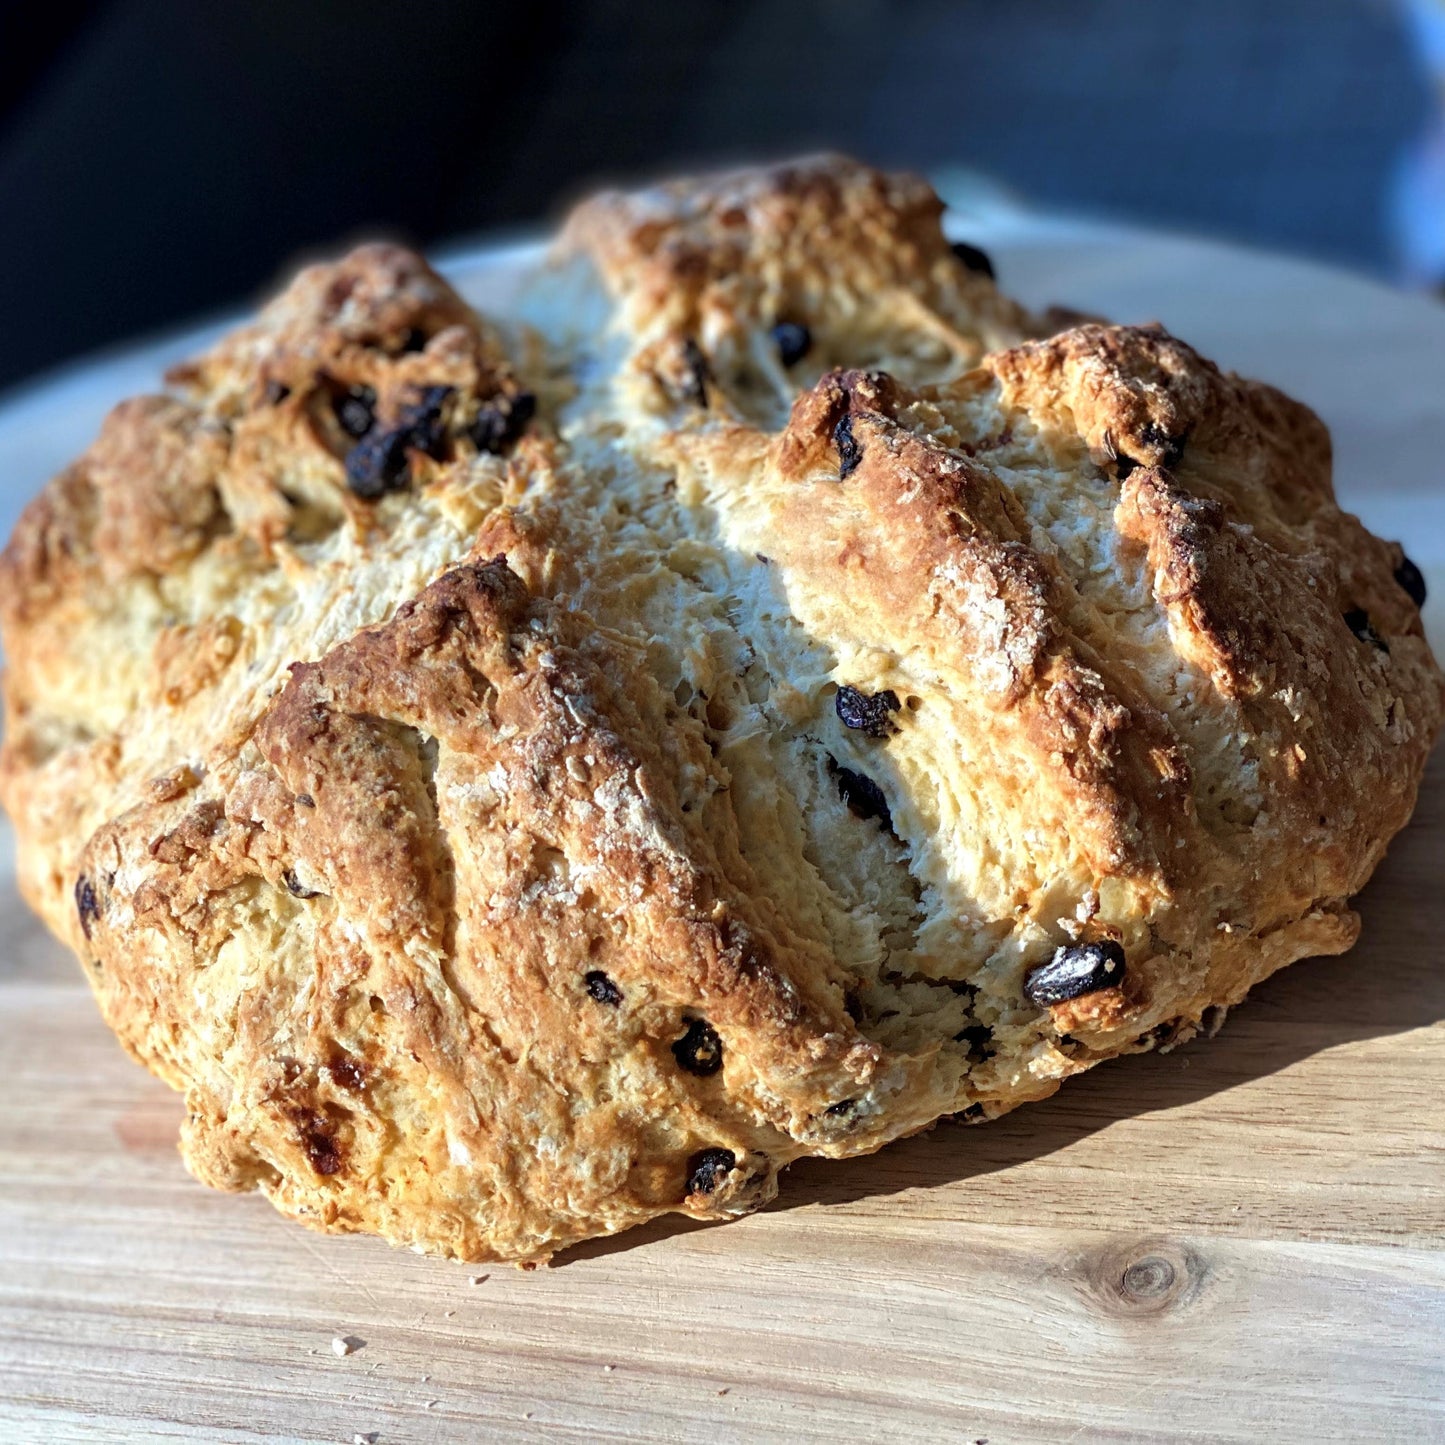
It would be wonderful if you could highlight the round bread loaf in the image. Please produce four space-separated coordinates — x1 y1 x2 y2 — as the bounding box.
2 156 1440 1263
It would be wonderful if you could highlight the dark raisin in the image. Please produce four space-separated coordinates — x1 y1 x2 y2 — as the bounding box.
1395 555 1427 608
671 1018 724 1076
1343 608 1389 653
473 410 517 454
835 684 901 738
681 338 711 407
334 384 377 439
75 875 101 939
685 1147 736 1197
508 390 537 426
283 868 321 899
344 385 455 496
771 320 812 368
825 1098 857 1117
950 240 995 280
1024 939 1127 1006
344 427 411 498
296 793 316 809
394 384 454 460
262 379 292 407
834 413 862 479
832 762 891 829
470 406 506 454
469 390 536 455
585 970 623 1006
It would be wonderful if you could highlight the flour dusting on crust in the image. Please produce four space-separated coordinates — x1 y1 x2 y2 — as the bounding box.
2 156 1440 1263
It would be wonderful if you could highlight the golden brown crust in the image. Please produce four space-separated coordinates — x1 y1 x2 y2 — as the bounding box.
2 157 1441 1263
761 368 1198 891
70 559 882 1258
552 153 1040 417
562 154 968 328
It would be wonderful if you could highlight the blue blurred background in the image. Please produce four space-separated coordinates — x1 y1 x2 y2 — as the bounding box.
1 0 1443 393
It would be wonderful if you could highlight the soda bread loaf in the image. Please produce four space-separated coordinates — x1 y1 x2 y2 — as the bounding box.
2 157 1440 1264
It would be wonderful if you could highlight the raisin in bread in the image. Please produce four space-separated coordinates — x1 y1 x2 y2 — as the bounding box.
2 156 1440 1264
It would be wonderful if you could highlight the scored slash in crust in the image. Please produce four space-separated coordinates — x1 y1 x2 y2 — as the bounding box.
0 155 1440 1265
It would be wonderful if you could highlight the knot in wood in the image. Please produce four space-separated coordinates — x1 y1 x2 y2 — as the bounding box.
1084 1236 1204 1318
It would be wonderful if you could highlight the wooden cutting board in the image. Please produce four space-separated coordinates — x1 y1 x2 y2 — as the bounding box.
1 224 1443 1443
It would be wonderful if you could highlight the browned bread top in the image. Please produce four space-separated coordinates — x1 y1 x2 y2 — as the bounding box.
2 156 1439 1263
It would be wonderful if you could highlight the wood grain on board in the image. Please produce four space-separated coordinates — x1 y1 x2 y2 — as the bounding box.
1 745 1441 1444
1 233 1443 1443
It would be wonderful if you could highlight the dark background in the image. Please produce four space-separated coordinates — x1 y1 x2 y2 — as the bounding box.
0 0 1435 393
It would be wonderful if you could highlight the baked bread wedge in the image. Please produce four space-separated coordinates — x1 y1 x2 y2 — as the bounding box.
2 156 1440 1264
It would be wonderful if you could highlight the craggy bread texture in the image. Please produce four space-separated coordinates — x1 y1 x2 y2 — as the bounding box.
2 156 1440 1263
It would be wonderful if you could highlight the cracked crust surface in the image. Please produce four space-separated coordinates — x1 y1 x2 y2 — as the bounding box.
2 157 1441 1263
